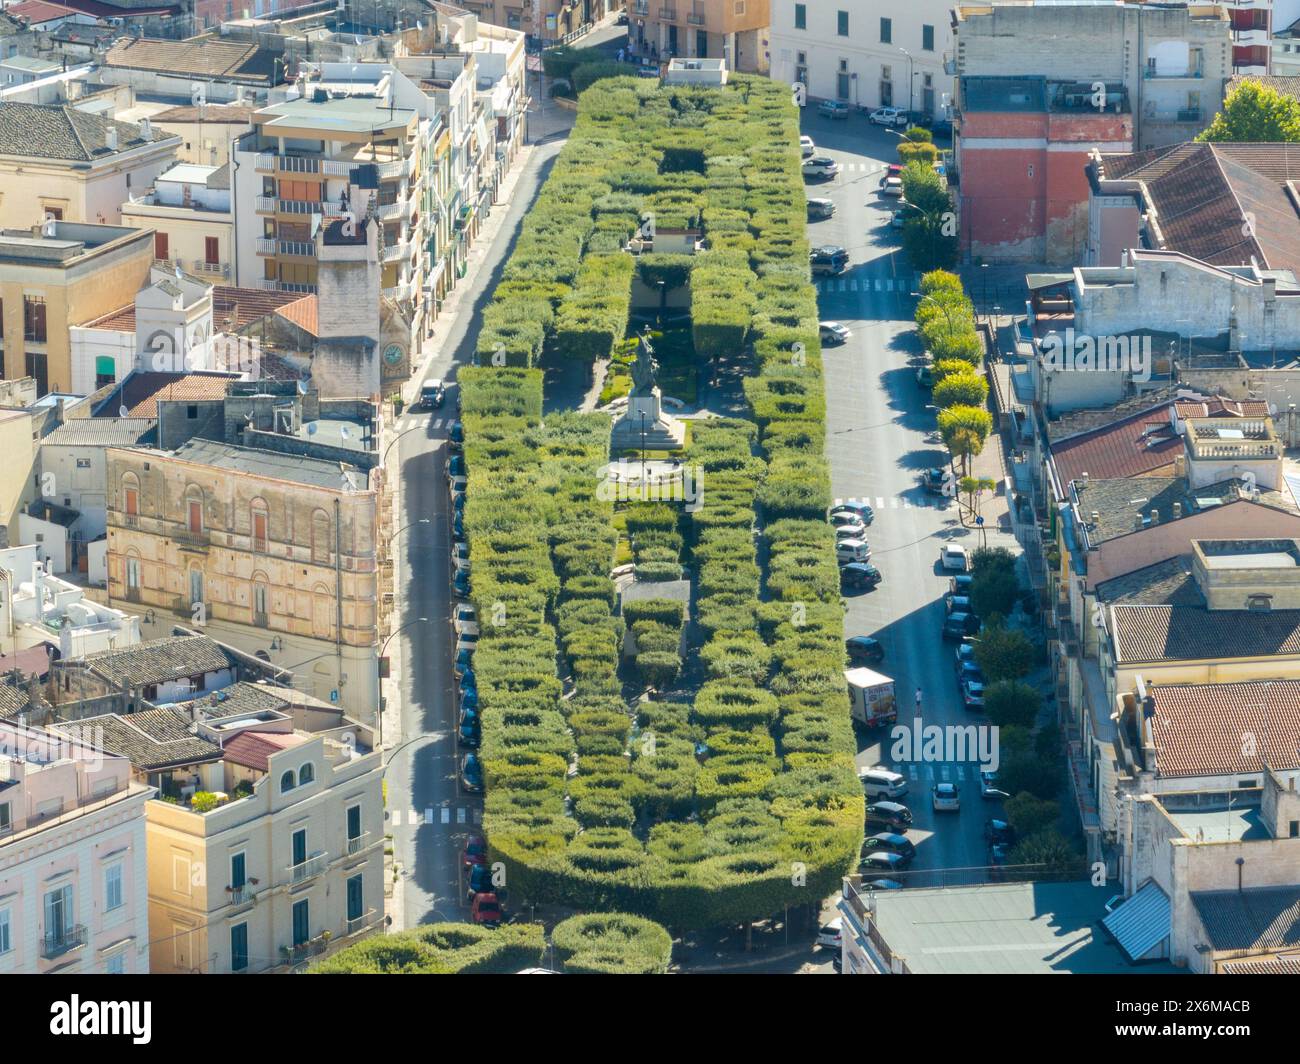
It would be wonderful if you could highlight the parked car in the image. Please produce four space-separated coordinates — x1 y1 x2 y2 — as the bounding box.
819 321 851 345
841 562 882 590
865 879 903 891
955 651 984 686
453 603 477 632
459 686 480 714
866 801 913 832
831 501 875 524
916 364 933 388
869 107 909 128
980 771 1010 800
891 203 920 229
933 782 960 812
800 134 816 158
802 155 841 179
930 116 954 138
451 541 471 571
949 573 974 595
460 667 477 693
453 568 472 599
846 636 884 664
816 916 842 949
466 862 496 899
961 678 986 711
836 539 871 565
880 176 904 198
860 850 912 875
941 544 970 572
452 511 465 541
835 525 867 544
945 593 975 615
462 834 488 870
818 99 851 119
921 467 948 495
460 753 485 793
470 892 503 927
807 197 835 220
447 454 467 479
448 420 464 452
985 818 1016 846
943 611 981 640
863 832 916 860
810 245 849 274
420 379 445 409
448 474 468 496
453 646 474 680
859 767 908 800
830 511 867 535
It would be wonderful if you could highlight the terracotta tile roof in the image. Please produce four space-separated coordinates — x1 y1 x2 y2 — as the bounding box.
83 634 231 688
1051 402 1182 486
1191 886 1300 953
222 728 307 772
55 0 177 15
1221 956 1300 975
70 708 220 771
1226 74 1300 101
212 285 302 330
1111 603 1300 664
105 37 270 82
101 371 236 418
7 1 80 24
1144 679 1300 777
1173 398 1271 419
274 294 318 337
1095 142 1300 274
83 302 136 331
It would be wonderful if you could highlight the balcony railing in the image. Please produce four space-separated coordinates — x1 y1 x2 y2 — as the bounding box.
1176 108 1203 122
659 6 676 18
1143 66 1203 79
190 260 230 279
321 159 353 177
688 11 704 25
276 240 316 259
255 153 276 171
227 884 255 906
174 528 209 549
346 909 378 935
346 831 369 856
376 200 404 221
256 279 318 294
287 850 328 884
255 195 277 212
256 237 277 255
42 924 86 960
381 239 410 263
375 157 410 180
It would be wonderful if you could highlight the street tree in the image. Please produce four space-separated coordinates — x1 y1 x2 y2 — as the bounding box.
973 623 1034 682
934 371 988 409
983 679 1040 728
1004 793 1061 838
1198 80 1300 143
938 404 992 473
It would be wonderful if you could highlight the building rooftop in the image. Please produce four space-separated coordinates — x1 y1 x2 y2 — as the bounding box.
222 727 308 772
845 879 1181 974
150 102 256 125
97 372 237 419
1051 401 1182 486
1096 555 1201 605
41 417 157 448
274 293 318 337
1143 679 1300 777
169 680 291 719
82 634 232 688
0 102 169 162
1220 955 1300 974
1112 602 1300 664
74 706 221 771
256 93 416 134
213 285 303 330
170 438 368 491
1191 886 1300 953
105 36 277 83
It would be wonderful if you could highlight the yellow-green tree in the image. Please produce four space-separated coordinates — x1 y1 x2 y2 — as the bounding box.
1198 81 1300 142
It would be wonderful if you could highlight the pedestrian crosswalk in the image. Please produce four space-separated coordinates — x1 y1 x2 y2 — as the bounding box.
891 761 981 782
429 418 460 431
391 805 483 827
832 495 945 510
813 273 922 294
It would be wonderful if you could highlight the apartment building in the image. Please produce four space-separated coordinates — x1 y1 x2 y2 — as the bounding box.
42 673 383 973
121 162 235 285
952 2 1232 264
232 90 423 299
103 381 386 719
459 0 615 44
0 102 179 229
145 103 255 169
0 219 155 396
628 0 769 72
770 0 946 113
0 720 152 974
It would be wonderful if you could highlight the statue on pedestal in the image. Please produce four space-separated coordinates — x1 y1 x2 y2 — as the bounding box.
631 328 659 398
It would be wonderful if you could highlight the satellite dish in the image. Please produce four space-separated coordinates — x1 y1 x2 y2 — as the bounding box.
307 423 317 435
119 405 128 418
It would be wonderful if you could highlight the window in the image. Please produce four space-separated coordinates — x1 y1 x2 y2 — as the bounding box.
0 298 4 339
43 207 61 221
280 770 296 793
154 232 169 261
231 923 248 971
291 898 309 947
204 236 219 265
347 803 362 842
253 582 268 626
292 829 306 868
311 511 331 564
189 568 203 608
186 404 198 419
125 555 140 593
23 296 46 343
793 3 805 29
880 17 891 44
230 851 246 890
346 874 363 923
1291 820 1299 838
105 953 125 975
123 477 139 517
105 862 123 912
0 801 9 833
94 355 115 388
252 505 268 552
837 10 848 36
187 494 203 533
298 762 314 785
0 907 9 955
43 885 73 951
923 24 934 51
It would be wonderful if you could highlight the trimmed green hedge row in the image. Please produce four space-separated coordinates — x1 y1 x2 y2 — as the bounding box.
309 922 545 974
461 76 861 932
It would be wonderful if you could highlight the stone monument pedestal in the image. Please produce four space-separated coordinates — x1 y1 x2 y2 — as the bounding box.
611 389 685 450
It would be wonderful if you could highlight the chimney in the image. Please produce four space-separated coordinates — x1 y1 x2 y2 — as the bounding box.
1149 508 1159 526
1135 512 1145 530
1264 277 1277 302
1091 511 1100 525
1172 501 1182 519
1174 454 1186 478
1080 471 1090 490
105 125 117 151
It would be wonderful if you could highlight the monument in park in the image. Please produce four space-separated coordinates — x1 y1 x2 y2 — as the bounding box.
610 327 686 451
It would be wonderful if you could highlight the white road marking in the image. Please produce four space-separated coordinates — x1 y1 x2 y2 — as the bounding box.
457 807 467 824
876 497 885 508
941 765 952 781
438 807 448 824
874 278 882 291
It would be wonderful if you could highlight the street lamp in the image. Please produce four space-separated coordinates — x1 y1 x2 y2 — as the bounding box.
899 48 915 115
377 616 430 747
386 518 431 556
640 410 648 484
918 293 958 334
382 424 426 468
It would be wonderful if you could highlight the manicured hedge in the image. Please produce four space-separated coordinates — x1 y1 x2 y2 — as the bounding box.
551 912 673 973
309 922 545 974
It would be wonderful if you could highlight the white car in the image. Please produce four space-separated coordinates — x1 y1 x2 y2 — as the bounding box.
819 321 851 345
869 107 908 128
830 512 866 536
454 604 477 636
816 916 843 949
880 176 904 198
803 156 841 179
451 541 471 571
448 474 468 496
941 544 969 572
980 771 1010 800
800 134 815 158
933 782 960 812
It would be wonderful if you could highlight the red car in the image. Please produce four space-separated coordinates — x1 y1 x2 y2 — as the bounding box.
471 892 503 927
462 834 488 870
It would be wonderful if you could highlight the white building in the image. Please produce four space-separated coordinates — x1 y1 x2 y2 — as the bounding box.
769 0 960 116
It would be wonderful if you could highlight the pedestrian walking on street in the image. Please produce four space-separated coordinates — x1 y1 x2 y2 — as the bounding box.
915 687 923 712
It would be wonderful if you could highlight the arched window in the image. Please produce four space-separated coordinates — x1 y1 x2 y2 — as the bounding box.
250 499 269 553
298 762 315 785
311 583 332 639
280 770 296 793
121 472 140 520
185 485 204 534
311 510 331 564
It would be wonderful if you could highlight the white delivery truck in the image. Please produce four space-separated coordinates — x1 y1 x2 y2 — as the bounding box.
846 667 897 728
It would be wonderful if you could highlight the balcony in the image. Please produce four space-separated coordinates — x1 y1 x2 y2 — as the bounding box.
321 159 352 177
1176 108 1203 123
190 260 230 280
346 909 378 935
688 10 704 24
174 528 210 550
255 195 277 213
281 935 328 966
381 237 410 263
659 7 676 19
346 831 369 856
376 200 404 221
256 279 317 294
227 884 255 906
375 157 411 180
1143 65 1203 79
254 153 276 172
255 237 277 256
276 240 316 259
383 278 416 302
42 924 86 960
287 850 328 885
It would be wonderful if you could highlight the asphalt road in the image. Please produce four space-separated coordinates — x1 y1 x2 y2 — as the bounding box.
386 120 575 929
801 108 1016 889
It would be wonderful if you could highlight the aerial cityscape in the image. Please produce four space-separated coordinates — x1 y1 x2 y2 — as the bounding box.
0 0 1294 1001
